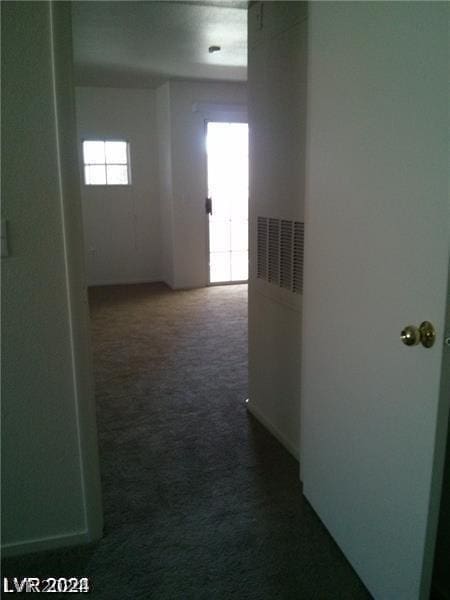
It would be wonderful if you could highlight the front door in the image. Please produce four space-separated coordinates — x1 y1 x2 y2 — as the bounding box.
301 4 449 599
206 121 249 284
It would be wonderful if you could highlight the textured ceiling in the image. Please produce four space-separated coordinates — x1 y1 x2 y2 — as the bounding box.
71 1 248 88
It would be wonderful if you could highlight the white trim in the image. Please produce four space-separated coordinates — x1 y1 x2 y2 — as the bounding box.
87 277 163 288
49 1 103 544
1 530 92 558
246 399 299 461
192 101 247 120
208 280 248 287
49 2 88 535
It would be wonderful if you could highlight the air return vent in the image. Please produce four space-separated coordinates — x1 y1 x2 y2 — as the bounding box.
280 220 293 290
257 217 304 295
293 221 304 294
268 218 280 285
257 217 268 280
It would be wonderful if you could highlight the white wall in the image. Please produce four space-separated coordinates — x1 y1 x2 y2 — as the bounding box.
158 80 247 289
1 1 102 555
75 87 161 286
77 81 246 290
247 2 308 458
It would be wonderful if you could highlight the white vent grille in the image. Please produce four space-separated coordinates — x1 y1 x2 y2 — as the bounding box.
268 218 280 284
257 217 268 280
293 221 304 294
257 217 304 295
280 220 293 290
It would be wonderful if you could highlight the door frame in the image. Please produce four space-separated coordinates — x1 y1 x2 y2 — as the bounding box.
203 117 249 287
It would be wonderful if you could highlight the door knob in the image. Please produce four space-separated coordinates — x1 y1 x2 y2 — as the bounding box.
401 321 436 348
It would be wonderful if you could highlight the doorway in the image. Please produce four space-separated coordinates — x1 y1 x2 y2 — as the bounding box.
206 121 249 284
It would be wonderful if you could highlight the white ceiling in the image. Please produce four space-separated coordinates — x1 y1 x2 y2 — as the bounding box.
71 1 248 88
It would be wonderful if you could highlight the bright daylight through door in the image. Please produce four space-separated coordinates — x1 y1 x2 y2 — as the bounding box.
207 122 249 283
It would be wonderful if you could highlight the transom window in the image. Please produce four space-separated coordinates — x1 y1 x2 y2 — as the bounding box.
82 140 130 185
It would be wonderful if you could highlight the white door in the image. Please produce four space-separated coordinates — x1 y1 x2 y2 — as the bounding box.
206 121 249 283
301 4 449 600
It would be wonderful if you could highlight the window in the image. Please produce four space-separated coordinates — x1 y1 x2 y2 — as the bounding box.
82 140 130 185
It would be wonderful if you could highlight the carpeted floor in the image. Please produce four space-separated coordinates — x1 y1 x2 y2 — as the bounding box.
2 283 370 599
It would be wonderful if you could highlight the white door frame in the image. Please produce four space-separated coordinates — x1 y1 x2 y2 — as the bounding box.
203 117 249 286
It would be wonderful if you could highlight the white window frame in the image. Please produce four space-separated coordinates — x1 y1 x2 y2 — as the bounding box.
82 139 132 186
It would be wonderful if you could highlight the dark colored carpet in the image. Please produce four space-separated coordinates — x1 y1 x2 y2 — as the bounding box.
2 283 370 599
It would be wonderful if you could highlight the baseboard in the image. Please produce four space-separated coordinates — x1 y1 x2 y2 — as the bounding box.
87 278 162 288
1 529 96 558
86 279 211 292
246 399 299 461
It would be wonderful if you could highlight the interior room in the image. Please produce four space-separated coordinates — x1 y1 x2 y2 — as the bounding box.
2 2 449 599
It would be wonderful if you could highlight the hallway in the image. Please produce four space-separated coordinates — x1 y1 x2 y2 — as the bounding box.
2 284 369 599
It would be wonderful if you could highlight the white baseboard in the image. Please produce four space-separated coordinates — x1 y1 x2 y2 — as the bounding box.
87 278 162 288
1 529 98 558
246 399 300 461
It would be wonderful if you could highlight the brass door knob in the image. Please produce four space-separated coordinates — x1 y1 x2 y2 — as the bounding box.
401 321 436 348
401 325 421 346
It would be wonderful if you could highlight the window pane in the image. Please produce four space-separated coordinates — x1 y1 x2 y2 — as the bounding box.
105 141 128 164
209 219 230 252
85 164 106 185
231 251 248 281
210 252 231 283
231 220 248 251
83 141 105 164
106 165 128 185
208 191 231 218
